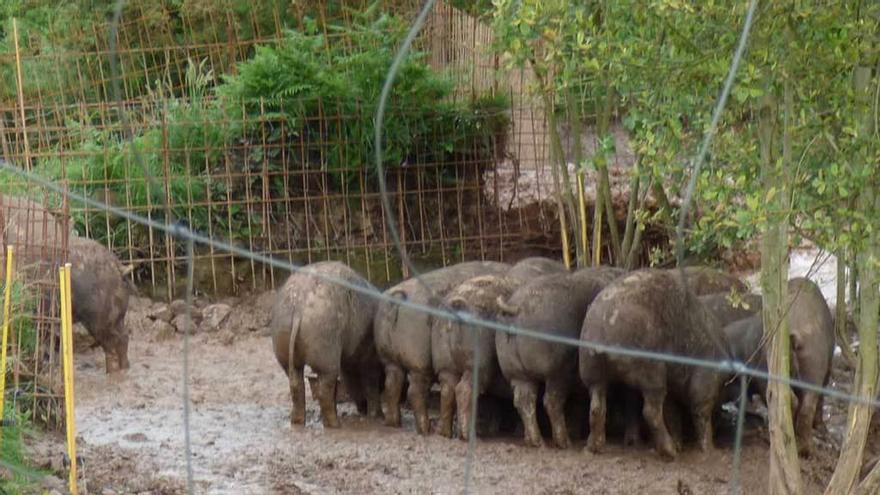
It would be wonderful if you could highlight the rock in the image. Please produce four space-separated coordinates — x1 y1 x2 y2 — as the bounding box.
169 299 203 323
256 290 275 313
122 432 148 443
171 314 196 334
201 303 232 332
124 310 150 337
150 319 176 342
148 304 172 323
169 299 188 316
127 296 153 312
252 291 275 328
40 475 66 492
218 328 235 346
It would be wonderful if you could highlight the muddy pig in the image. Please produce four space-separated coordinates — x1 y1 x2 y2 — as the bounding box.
504 256 568 277
374 261 510 434
699 292 763 327
580 269 730 460
431 257 568 439
68 235 132 373
720 277 833 457
270 261 381 428
676 266 749 296
494 266 625 448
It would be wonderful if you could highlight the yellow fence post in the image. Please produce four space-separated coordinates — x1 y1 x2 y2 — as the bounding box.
60 263 78 495
0 245 14 433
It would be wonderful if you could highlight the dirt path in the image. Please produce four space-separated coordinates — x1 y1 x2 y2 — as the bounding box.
26 292 838 495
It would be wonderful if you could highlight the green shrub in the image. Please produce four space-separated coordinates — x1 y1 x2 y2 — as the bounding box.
14 7 509 250
0 279 53 494
216 10 509 187
0 409 49 494
0 3 511 254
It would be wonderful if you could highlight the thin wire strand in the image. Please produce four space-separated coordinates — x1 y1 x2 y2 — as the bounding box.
182 234 195 494
675 0 760 360
374 0 437 286
4 2 864 490
108 0 174 226
108 3 192 490
675 0 759 277
0 158 876 413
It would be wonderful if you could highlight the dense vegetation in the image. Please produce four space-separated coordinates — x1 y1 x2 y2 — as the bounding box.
492 1 880 492
3 1 880 492
0 2 509 247
0 280 51 494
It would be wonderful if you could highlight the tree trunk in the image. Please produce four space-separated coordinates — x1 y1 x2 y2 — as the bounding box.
535 76 575 269
565 87 588 266
545 98 579 248
825 64 880 495
651 178 674 227
835 248 857 369
595 83 622 264
525 59 578 268
759 86 802 494
850 258 860 320
592 182 604 266
576 169 590 267
625 176 652 270
830 189 879 494
620 167 640 263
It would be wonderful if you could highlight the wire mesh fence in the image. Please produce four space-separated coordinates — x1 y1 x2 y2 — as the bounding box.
1 0 878 494
0 191 69 428
0 0 603 301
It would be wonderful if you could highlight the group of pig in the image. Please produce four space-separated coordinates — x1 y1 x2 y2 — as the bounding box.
0 194 835 462
269 257 835 460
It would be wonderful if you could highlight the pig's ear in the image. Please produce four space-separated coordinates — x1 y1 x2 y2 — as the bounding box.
449 297 467 311
389 289 408 301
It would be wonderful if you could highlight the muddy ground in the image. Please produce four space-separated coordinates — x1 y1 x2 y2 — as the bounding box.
24 261 857 495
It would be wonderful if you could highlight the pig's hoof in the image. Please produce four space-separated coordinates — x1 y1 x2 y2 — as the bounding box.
797 443 813 459
415 420 430 435
585 434 604 454
656 444 677 462
524 437 544 449
697 439 713 453
322 417 341 429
